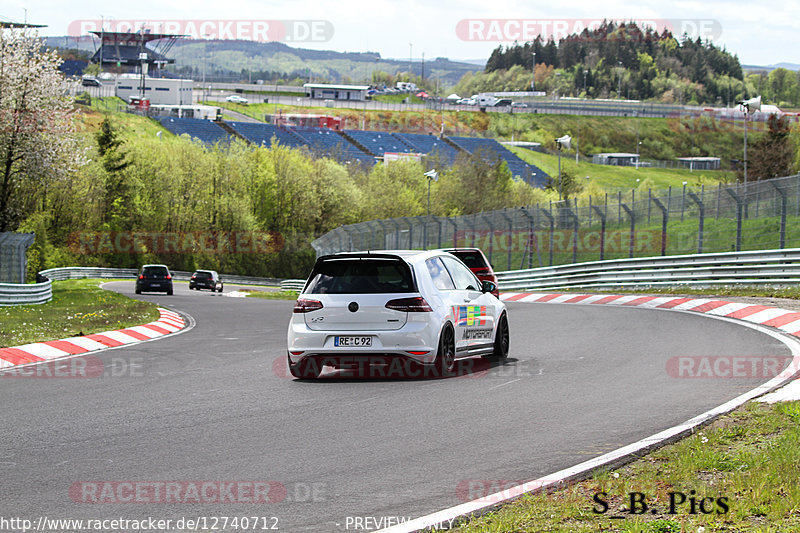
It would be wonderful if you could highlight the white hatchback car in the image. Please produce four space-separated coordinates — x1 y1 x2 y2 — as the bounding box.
286 250 509 379
226 94 248 104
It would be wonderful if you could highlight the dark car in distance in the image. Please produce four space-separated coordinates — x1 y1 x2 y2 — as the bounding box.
135 264 173 295
190 270 223 292
439 248 500 298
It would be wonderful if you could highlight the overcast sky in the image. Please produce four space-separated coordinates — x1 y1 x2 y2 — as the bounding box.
5 0 799 66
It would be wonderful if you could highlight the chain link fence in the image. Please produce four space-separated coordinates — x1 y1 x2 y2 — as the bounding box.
311 174 800 271
0 233 35 284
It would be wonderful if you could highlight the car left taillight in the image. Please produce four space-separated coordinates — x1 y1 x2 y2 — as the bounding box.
138 274 144 280
385 297 433 312
166 275 172 280
293 298 323 313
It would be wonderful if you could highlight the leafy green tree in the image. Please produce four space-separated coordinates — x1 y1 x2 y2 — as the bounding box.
745 114 795 181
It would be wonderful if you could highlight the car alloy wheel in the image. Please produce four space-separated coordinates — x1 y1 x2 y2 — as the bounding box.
485 313 509 363
434 324 456 377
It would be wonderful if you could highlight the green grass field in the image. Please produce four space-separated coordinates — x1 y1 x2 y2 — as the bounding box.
507 146 732 191
453 401 800 532
0 279 160 348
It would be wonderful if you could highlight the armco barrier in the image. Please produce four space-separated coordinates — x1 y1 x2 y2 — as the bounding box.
0 280 52 306
280 279 306 292
496 247 800 291
1 267 282 305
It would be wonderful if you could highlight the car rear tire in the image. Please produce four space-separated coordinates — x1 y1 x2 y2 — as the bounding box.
135 288 141 295
288 355 322 380
433 324 456 377
167 289 173 296
484 313 509 363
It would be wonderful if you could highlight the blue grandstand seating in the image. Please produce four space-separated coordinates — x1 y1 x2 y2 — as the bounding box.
156 117 232 145
226 122 307 149
447 136 548 187
289 127 375 164
391 133 460 164
343 130 415 157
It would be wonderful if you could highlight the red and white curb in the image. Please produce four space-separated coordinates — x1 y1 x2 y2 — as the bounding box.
377 292 800 533
501 292 800 338
0 308 186 370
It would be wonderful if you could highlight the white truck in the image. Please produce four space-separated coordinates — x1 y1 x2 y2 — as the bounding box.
472 94 512 107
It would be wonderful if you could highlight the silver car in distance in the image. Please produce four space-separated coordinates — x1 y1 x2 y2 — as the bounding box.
286 250 509 379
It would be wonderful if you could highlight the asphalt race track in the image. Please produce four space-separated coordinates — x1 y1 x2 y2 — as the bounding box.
0 281 792 531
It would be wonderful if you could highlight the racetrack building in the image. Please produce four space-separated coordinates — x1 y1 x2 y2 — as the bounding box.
304 83 370 101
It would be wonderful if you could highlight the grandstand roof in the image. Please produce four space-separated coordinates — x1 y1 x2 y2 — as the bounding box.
304 83 370 90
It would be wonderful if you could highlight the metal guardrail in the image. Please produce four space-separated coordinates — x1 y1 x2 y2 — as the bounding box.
0 281 52 306
39 267 281 286
0 267 282 305
496 248 800 291
280 279 306 292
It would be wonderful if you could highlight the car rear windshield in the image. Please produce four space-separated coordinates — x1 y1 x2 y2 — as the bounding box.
449 251 488 269
306 258 415 294
142 266 169 276
194 272 212 279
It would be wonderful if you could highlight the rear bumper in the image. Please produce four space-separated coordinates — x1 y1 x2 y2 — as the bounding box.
137 281 172 292
287 320 438 365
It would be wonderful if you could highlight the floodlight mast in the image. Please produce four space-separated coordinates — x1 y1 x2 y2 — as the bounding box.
737 96 761 188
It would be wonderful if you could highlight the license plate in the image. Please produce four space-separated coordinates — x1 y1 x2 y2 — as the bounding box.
151 283 161 287
334 336 372 347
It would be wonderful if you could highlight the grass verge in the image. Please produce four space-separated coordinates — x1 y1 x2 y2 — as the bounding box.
239 289 299 300
0 279 160 348
453 401 800 532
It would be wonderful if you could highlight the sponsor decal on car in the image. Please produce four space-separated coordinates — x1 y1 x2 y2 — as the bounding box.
452 305 487 327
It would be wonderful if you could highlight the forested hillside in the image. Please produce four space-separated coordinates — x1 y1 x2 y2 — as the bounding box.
455 21 800 107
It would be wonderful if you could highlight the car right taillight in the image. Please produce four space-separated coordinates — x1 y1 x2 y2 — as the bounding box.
385 297 433 312
472 267 491 276
294 298 323 313
138 275 144 279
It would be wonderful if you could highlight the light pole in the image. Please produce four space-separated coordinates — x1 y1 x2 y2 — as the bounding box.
583 69 588 96
424 169 438 216
617 61 623 98
531 51 536 91
738 96 761 187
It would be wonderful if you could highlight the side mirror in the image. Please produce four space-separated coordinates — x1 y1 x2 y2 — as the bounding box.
481 280 497 294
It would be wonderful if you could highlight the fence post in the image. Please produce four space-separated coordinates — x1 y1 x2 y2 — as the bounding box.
481 214 495 265
470 214 477 248
447 217 458 248
620 203 635 258
344 227 355 251
389 219 401 249
651 197 668 256
687 191 705 254
376 220 389 250
564 206 579 263
769 181 787 249
436 216 443 248
591 205 607 261
499 210 514 271
725 189 743 252
520 207 540 269
540 208 555 266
